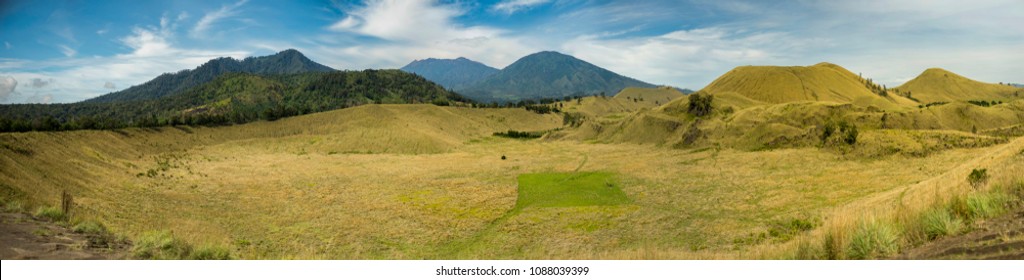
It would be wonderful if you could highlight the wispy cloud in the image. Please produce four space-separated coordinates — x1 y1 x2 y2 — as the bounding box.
57 44 77 57
192 0 249 38
491 0 551 14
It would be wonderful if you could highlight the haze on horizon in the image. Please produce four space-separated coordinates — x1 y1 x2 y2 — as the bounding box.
1 0 1022 104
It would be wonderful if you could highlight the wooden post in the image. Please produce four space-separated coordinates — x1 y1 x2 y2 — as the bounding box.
61 190 73 220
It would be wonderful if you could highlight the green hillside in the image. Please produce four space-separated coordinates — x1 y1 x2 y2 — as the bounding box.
0 70 466 132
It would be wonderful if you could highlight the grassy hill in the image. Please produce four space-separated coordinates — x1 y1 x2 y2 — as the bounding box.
557 86 685 119
700 63 917 110
895 68 1023 104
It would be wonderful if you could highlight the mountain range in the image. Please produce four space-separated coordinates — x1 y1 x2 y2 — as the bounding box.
401 51 655 103
84 49 335 103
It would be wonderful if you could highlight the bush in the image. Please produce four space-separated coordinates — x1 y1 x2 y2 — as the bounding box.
34 206 65 222
847 219 900 259
687 92 713 117
920 208 963 240
820 120 858 146
967 168 988 189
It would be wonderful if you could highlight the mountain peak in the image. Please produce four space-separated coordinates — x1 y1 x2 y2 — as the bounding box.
400 57 499 89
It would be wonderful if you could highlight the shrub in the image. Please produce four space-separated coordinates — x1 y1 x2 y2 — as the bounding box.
920 208 963 240
687 92 713 117
967 168 989 189
847 219 900 259
34 206 65 222
820 120 858 146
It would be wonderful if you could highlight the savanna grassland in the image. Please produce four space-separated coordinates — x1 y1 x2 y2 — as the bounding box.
3 99 1022 259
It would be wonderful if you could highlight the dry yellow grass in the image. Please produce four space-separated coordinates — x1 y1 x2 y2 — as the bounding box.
3 103 1020 259
700 63 917 110
896 68 1023 104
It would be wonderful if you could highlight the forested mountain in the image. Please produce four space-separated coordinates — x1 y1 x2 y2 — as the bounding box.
83 49 334 103
458 51 654 102
400 57 499 90
0 70 467 131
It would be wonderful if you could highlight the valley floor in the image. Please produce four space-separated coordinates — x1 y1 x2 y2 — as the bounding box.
1 105 1022 259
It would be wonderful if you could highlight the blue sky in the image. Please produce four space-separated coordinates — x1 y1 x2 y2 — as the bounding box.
1 0 1022 103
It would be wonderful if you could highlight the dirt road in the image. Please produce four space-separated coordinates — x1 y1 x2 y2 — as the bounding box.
0 212 129 260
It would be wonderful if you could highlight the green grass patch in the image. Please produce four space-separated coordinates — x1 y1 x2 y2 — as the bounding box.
33 206 65 222
72 220 107 235
847 218 900 260
516 172 629 209
920 208 963 240
132 230 233 260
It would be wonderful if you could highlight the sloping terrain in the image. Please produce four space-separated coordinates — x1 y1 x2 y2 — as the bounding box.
896 68 1022 104
400 57 499 90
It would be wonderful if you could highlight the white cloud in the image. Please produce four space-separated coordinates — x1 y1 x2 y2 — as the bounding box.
121 27 173 57
491 0 551 14
323 0 537 69
0 76 17 102
193 0 249 37
57 45 77 57
1 14 250 103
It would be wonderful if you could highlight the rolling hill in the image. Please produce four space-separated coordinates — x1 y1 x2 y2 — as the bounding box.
83 49 335 103
699 62 917 109
400 57 499 90
895 68 1022 104
458 51 655 103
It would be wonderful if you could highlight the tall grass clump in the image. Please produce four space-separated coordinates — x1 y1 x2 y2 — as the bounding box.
919 208 963 240
132 231 233 260
965 192 1010 220
133 231 193 260
33 206 66 222
846 218 900 260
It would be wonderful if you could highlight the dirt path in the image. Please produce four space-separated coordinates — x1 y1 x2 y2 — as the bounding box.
898 208 1024 260
0 212 129 260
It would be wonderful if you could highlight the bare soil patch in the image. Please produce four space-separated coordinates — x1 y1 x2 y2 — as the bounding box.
0 212 129 260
